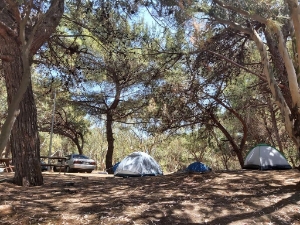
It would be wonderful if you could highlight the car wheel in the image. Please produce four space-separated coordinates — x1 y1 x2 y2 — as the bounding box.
66 166 73 173
53 167 57 172
87 170 93 173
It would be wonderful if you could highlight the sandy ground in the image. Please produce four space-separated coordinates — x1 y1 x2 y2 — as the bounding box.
0 169 300 225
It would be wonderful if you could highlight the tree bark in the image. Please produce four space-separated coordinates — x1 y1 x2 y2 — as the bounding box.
2 42 43 186
267 100 284 152
0 0 64 186
10 82 43 186
105 113 114 174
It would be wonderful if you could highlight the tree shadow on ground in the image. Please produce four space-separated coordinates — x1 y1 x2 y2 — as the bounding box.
0 170 299 225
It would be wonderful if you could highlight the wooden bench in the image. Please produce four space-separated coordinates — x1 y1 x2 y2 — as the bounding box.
42 164 66 173
41 164 65 167
0 158 14 172
40 156 67 174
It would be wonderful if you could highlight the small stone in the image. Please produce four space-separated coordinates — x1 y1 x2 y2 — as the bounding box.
0 205 14 216
64 182 75 186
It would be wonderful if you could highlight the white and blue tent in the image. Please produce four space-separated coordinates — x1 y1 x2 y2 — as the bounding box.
243 144 292 170
114 152 163 177
112 162 120 173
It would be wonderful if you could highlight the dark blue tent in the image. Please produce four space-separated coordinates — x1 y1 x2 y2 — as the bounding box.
112 162 120 172
187 162 211 173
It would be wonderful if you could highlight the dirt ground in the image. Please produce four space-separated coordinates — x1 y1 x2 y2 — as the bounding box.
0 169 300 225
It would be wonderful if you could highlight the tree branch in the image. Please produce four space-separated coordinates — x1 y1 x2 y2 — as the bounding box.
272 21 300 108
20 0 33 47
0 21 18 39
213 0 268 24
30 0 64 55
0 54 14 62
286 0 300 81
4 0 21 23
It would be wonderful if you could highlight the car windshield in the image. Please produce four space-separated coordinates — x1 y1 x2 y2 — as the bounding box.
72 155 89 159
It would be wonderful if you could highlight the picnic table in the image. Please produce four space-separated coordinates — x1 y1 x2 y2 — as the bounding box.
0 158 14 172
40 156 67 174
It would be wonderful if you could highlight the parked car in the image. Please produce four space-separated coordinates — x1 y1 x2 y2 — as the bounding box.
41 160 48 172
64 154 95 173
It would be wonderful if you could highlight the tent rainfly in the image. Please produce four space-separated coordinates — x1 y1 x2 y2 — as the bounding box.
187 162 212 173
114 152 163 177
112 162 120 173
243 144 292 170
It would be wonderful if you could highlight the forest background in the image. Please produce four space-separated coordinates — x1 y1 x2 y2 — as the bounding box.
1 0 300 186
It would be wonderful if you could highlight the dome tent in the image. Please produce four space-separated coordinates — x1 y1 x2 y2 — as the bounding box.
187 162 212 173
112 162 120 173
243 144 292 170
114 152 163 177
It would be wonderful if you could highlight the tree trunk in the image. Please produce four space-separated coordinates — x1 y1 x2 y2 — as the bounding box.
2 43 43 186
73 131 84 155
0 0 64 186
10 83 43 186
209 112 245 168
74 139 83 155
4 139 10 158
267 100 284 152
235 151 244 168
105 113 114 174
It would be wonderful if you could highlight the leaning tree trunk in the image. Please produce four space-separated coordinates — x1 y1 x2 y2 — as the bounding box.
2 43 43 186
209 111 245 168
105 113 114 174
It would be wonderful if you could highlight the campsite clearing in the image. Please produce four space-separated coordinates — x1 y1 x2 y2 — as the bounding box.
0 169 300 225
